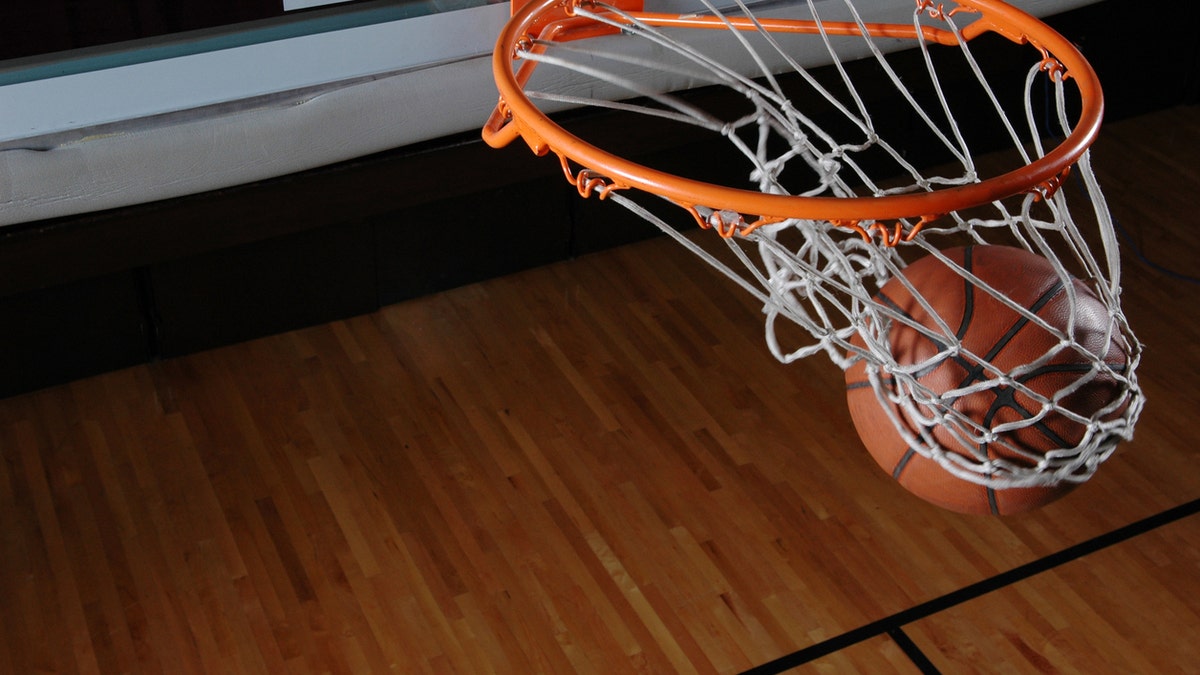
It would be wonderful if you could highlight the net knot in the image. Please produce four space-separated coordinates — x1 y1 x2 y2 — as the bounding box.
559 155 626 199
915 0 966 22
701 208 749 237
514 34 536 57
686 206 782 238
1032 167 1071 201
833 215 937 247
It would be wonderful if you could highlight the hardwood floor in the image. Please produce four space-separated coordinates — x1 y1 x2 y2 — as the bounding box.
1 106 1198 673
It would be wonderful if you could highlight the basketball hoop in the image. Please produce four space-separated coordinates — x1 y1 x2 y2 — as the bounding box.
482 0 1143 512
485 0 1103 232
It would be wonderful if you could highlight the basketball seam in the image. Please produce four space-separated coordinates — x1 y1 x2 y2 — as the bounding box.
957 246 975 342
847 247 1099 514
973 275 1067 514
980 385 1072 450
971 274 1069 515
871 291 934 481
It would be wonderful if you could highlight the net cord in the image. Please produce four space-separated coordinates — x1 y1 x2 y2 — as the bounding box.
503 0 1142 489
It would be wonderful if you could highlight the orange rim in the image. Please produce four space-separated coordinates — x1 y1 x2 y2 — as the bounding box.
484 0 1104 227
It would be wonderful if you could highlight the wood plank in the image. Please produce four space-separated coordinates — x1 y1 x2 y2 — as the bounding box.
0 105 1197 673
905 515 1200 674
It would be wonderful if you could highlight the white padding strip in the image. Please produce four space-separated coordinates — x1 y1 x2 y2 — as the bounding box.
0 56 497 227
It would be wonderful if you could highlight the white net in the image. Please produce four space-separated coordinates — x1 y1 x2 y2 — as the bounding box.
497 0 1143 490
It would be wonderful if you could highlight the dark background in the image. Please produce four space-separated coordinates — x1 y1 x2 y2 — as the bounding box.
0 0 1196 398
1 0 296 60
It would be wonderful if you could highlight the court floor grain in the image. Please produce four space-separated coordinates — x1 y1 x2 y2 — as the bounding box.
1 106 1197 673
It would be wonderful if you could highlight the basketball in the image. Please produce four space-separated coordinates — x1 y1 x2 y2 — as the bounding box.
844 245 1130 515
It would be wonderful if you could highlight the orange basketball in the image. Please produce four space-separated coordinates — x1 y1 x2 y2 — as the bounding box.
844 245 1130 515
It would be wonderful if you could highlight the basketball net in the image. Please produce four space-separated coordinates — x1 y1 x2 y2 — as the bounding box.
485 0 1144 490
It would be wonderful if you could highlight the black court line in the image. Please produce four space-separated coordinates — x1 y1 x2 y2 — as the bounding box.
887 627 940 674
741 497 1200 674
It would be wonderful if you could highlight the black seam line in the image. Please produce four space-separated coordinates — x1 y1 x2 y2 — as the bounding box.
956 279 1067 393
892 447 917 479
986 484 1001 516
982 279 1066 366
739 497 1200 675
957 245 975 341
